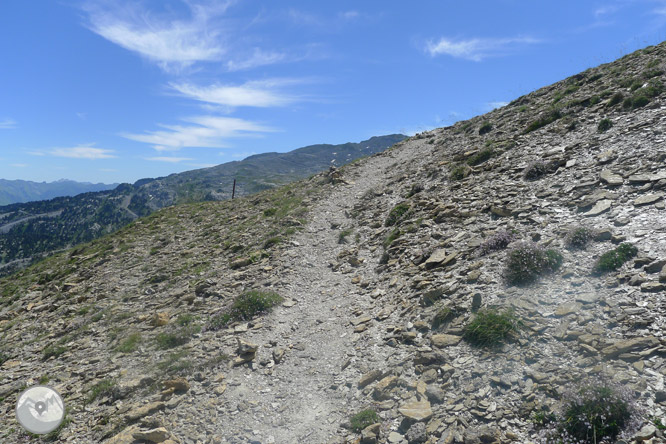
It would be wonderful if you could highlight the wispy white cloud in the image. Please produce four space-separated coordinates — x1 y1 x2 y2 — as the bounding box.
425 36 541 61
226 48 287 71
37 145 117 159
83 1 231 71
0 118 17 129
340 10 360 20
169 79 299 108
594 5 620 17
145 156 193 163
230 151 257 159
10 163 28 168
485 101 509 111
288 8 323 27
122 115 276 151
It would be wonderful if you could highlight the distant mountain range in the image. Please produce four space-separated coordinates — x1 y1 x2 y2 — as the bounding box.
0 179 118 205
0 134 406 275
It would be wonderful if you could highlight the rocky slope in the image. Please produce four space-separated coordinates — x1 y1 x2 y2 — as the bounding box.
0 135 405 277
1 43 666 444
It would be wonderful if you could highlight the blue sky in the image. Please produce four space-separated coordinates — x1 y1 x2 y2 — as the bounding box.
1 1 666 184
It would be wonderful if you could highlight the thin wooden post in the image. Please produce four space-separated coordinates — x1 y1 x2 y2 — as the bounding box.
232 179 236 199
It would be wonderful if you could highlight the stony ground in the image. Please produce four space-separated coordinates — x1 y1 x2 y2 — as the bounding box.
2 42 666 444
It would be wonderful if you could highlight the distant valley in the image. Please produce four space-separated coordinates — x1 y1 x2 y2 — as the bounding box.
0 178 118 205
0 134 405 276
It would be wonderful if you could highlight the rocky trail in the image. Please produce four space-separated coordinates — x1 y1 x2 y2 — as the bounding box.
169 141 434 444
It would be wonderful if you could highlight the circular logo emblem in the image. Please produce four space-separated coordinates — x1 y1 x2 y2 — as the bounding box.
15 385 65 434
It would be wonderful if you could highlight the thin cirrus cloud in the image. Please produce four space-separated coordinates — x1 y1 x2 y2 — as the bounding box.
226 48 288 72
425 36 541 61
169 79 299 108
145 156 193 163
83 1 230 71
0 118 17 129
36 145 117 159
122 115 276 151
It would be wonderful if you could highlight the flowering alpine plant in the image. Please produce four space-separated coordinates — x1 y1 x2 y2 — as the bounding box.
504 240 563 285
478 229 516 256
535 379 644 444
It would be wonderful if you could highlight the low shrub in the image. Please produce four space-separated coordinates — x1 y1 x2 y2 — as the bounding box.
505 241 563 285
263 236 282 249
524 109 562 133
42 344 67 361
564 226 593 250
385 203 411 227
350 409 380 432
432 306 458 329
463 308 520 347
478 122 493 135
157 350 193 375
478 229 517 255
208 290 283 331
115 332 142 353
593 243 638 274
523 161 555 181
449 163 471 181
607 92 624 106
467 147 495 166
536 380 642 444
156 324 201 350
598 118 613 132
86 379 116 404
383 227 401 249
338 229 353 244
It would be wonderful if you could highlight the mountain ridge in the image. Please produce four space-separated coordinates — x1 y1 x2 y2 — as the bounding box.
0 178 118 206
0 134 405 276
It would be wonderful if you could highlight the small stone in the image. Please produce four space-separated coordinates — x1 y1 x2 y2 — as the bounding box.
272 348 286 364
600 170 623 186
237 338 259 355
398 400 432 422
151 312 169 327
162 378 189 392
106 425 141 444
373 375 399 400
125 401 166 422
406 422 427 443
358 370 384 388
555 302 582 316
633 423 656 441
585 199 611 216
132 428 170 443
431 334 461 348
634 193 664 207
361 423 381 444
388 431 404 443
655 390 666 403
641 282 665 292
425 249 458 269
601 336 660 358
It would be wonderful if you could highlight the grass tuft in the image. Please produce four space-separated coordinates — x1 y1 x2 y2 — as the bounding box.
463 308 520 347
385 203 411 227
208 290 283 331
350 409 380 432
593 243 637 274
